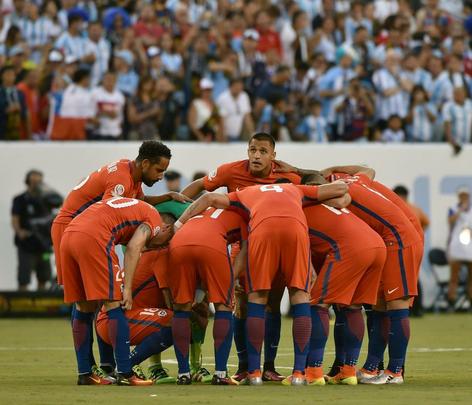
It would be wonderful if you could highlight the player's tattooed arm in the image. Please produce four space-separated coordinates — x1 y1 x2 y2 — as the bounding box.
121 224 152 310
175 192 231 229
320 165 375 180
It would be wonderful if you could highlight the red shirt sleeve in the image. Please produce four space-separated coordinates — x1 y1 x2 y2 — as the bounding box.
142 206 163 237
202 162 233 191
297 185 319 201
356 173 373 186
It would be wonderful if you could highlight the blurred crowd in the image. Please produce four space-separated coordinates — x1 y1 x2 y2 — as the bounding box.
1 0 472 148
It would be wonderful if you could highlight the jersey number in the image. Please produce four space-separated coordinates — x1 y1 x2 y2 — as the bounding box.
260 185 284 193
106 197 139 209
321 204 350 215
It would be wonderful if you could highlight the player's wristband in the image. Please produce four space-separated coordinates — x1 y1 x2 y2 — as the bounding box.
174 220 183 230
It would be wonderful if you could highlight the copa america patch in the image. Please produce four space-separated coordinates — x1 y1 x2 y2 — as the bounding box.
113 184 125 196
158 310 167 317
208 168 217 181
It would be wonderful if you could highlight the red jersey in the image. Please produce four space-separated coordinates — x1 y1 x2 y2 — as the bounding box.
228 183 319 231
304 204 384 259
132 248 168 308
54 160 144 225
64 197 162 246
171 208 247 252
370 180 424 239
202 160 301 193
330 173 420 248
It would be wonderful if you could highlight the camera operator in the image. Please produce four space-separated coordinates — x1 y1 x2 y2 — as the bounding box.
11 170 63 291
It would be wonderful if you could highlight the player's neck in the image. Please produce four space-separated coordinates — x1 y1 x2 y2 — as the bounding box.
130 160 141 183
250 166 272 178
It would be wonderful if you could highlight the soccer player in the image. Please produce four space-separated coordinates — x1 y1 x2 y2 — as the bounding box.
181 132 300 382
96 306 174 378
52 140 190 286
175 180 349 385
169 207 248 385
277 162 423 384
300 173 386 386
61 197 172 385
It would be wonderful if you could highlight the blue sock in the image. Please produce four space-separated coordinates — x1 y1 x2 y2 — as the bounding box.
363 310 389 372
233 315 247 370
107 307 131 375
172 311 191 374
246 302 265 373
342 308 365 367
387 309 410 375
72 309 94 374
263 311 281 370
213 311 233 373
130 327 173 366
333 306 346 364
292 303 311 373
307 306 329 367
96 324 115 369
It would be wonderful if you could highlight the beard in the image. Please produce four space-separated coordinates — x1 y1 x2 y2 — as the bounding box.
142 174 157 187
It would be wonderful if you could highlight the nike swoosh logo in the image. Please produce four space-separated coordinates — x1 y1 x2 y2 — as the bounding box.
90 376 101 384
387 287 399 294
236 187 241 191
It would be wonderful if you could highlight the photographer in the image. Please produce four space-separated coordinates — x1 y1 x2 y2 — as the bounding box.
11 170 62 291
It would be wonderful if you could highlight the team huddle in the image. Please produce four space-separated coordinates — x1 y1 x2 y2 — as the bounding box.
51 134 423 386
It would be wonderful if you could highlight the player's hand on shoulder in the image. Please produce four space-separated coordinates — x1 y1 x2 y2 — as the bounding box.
273 160 297 173
168 191 193 203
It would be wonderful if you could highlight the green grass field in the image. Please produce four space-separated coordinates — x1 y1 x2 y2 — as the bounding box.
1 314 471 404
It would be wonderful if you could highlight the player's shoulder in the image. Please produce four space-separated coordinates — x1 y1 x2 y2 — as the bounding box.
207 160 248 180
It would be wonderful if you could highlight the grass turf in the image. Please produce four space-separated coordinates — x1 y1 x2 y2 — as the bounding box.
1 314 471 404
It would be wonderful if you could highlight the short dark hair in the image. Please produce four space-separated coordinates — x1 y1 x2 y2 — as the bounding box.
248 132 276 148
137 141 172 163
393 185 409 198
72 68 91 84
301 172 326 185
164 170 181 181
68 14 83 26
25 169 43 185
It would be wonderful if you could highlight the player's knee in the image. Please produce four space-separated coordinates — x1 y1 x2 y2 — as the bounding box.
288 288 309 305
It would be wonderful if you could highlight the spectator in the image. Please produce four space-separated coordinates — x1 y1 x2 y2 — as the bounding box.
255 8 282 57
50 68 94 140
318 44 357 138
155 75 182 141
41 0 62 39
17 2 56 64
11 170 52 291
91 71 125 141
447 187 472 309
442 86 472 154
381 114 405 142
0 65 27 140
164 170 182 192
187 78 223 142
16 68 42 139
335 78 374 142
127 75 160 140
217 77 253 142
160 32 183 78
372 49 406 125
254 64 291 119
258 94 289 141
54 12 93 64
235 29 261 91
85 21 111 87
428 54 453 109
133 3 164 47
295 99 328 143
393 185 430 230
114 49 138 97
407 85 436 142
